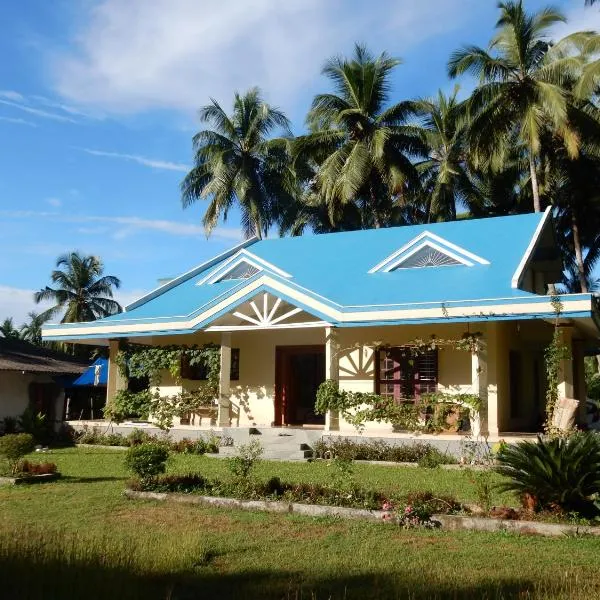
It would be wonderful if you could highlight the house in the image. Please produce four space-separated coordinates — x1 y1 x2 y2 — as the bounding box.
42 209 599 441
65 358 108 421
0 337 87 426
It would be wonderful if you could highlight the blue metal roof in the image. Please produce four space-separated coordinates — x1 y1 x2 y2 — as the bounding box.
42 211 597 340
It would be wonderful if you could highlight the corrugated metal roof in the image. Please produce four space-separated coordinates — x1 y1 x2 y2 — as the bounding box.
0 338 88 374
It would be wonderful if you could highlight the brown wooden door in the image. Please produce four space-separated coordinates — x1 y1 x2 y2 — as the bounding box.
275 346 325 426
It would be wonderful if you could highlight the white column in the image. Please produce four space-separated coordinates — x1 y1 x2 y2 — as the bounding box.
557 325 574 400
472 336 495 438
325 327 340 431
218 332 232 427
106 339 127 404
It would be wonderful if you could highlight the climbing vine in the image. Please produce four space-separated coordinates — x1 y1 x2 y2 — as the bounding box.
104 343 221 430
543 296 572 437
316 333 482 432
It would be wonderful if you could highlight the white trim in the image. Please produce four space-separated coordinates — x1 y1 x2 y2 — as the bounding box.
125 237 257 311
197 249 292 285
369 231 489 273
381 240 473 271
42 273 592 338
206 321 330 331
511 207 552 289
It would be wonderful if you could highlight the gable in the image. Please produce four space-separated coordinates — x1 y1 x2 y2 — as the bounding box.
198 249 292 286
369 231 489 273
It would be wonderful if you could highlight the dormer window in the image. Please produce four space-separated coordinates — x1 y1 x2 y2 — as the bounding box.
369 231 489 273
390 244 463 270
216 261 261 281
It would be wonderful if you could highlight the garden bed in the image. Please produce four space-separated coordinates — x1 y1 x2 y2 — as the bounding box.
124 489 600 537
0 473 60 486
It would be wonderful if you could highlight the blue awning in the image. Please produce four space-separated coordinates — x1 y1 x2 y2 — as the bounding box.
72 358 108 386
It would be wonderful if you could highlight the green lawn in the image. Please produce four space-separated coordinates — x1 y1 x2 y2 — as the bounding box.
0 448 598 599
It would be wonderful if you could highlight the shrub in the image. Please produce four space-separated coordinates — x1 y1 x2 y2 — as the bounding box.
0 433 36 475
124 443 169 483
127 429 151 446
0 416 18 436
227 440 263 480
313 438 456 465
417 447 454 469
495 433 600 517
16 460 57 476
18 408 51 444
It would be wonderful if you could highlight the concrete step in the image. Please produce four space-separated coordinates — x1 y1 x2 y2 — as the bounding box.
216 445 314 461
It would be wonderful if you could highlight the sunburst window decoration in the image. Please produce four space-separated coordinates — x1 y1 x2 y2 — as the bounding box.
391 245 462 269
217 261 261 281
368 232 490 274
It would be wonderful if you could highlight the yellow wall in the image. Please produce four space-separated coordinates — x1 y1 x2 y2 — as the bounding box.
0 371 61 421
143 318 586 433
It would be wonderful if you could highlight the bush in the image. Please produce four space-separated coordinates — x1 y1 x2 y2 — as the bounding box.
124 443 169 483
495 433 600 517
313 438 456 465
18 408 51 444
0 433 36 475
16 460 57 476
227 440 263 480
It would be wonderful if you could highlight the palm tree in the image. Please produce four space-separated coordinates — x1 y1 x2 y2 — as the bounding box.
181 87 295 239
448 1 580 213
412 86 483 222
0 317 20 340
19 311 49 346
294 44 426 230
34 252 122 323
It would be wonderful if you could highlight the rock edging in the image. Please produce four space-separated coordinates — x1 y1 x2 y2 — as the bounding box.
124 489 600 536
0 473 61 486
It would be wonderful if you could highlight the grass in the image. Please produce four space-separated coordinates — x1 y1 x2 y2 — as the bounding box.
0 448 599 599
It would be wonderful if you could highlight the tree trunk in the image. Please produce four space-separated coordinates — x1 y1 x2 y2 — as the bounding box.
370 184 381 229
529 155 541 213
571 211 588 293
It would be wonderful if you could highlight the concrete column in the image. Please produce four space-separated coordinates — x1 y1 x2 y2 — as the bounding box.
472 336 496 438
325 327 340 431
557 325 574 400
106 339 127 404
218 332 232 427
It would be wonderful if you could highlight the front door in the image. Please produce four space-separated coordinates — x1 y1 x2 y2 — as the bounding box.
275 346 326 426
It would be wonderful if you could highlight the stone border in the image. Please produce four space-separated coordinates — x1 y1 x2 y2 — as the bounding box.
0 473 61 486
124 489 600 537
77 444 128 450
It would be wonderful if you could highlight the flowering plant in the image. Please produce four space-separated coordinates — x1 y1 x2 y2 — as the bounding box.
381 499 438 529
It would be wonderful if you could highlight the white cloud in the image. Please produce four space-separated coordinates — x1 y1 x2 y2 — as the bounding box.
552 3 600 39
81 148 189 172
52 0 477 115
0 90 24 101
46 197 62 208
0 285 146 324
0 285 52 325
0 98 76 123
0 209 242 241
0 116 37 127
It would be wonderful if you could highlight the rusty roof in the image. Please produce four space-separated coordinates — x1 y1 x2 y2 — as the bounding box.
0 337 88 375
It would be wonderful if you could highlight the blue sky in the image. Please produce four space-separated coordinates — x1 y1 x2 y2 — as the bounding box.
0 0 596 324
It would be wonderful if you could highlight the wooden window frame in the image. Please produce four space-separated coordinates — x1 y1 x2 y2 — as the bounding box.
375 347 438 402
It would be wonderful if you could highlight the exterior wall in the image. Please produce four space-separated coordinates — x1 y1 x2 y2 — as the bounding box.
335 323 477 431
141 318 588 435
0 371 56 420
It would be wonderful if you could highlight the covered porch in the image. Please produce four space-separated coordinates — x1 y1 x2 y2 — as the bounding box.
97 290 593 441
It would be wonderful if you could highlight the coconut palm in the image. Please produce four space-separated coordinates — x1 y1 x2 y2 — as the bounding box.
0 317 20 340
19 311 49 346
412 86 484 222
34 252 122 323
295 44 426 230
448 1 582 213
181 87 295 239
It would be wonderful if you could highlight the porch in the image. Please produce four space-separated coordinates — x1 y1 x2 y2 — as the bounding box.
100 306 590 441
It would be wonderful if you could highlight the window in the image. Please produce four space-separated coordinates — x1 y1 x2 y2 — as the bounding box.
375 347 438 401
215 261 260 282
181 349 240 381
390 245 462 269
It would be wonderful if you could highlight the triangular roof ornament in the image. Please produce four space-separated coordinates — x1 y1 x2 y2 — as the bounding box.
369 231 489 273
197 249 292 285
